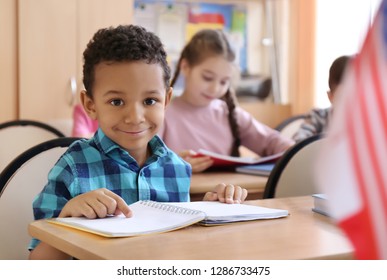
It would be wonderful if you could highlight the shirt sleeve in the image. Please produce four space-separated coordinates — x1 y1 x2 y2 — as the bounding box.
32 161 74 220
292 108 329 143
29 156 75 250
236 107 295 156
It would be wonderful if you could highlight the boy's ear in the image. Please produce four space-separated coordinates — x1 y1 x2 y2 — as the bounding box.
164 87 173 108
80 90 97 120
327 91 334 104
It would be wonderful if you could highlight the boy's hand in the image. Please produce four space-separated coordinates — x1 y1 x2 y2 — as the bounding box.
203 183 248 204
179 150 214 173
59 188 132 218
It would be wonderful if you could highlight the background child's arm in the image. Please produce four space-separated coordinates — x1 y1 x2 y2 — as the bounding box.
179 149 214 173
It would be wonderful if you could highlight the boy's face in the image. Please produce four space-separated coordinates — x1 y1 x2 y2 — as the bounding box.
81 61 171 163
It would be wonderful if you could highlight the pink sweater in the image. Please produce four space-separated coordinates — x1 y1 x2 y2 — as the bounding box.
72 104 99 138
159 97 294 156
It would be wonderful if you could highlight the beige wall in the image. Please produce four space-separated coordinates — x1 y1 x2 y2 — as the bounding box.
0 0 316 125
288 0 316 115
0 0 18 122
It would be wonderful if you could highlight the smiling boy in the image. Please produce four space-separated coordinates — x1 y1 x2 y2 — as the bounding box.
29 25 247 259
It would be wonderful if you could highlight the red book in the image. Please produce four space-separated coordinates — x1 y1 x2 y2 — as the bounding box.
195 149 283 167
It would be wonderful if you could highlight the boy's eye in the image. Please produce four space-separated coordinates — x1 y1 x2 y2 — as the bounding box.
144 98 157 106
110 99 124 106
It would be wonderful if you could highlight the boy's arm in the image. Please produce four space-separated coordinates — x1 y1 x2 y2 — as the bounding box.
203 183 248 203
292 108 328 143
29 188 132 259
292 120 316 143
59 188 132 218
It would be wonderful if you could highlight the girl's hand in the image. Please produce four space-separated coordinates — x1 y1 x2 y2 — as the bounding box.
179 150 214 173
59 188 132 218
203 183 248 204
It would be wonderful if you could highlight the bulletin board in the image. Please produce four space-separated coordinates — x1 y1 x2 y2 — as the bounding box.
133 0 248 73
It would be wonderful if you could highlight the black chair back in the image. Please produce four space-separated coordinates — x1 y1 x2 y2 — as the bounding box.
263 134 324 199
0 137 80 259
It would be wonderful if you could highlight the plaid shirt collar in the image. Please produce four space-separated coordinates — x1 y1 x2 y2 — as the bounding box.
92 128 168 164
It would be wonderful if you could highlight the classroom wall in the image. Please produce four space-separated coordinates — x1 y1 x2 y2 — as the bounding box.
287 0 316 115
0 0 18 122
314 0 382 108
0 0 318 125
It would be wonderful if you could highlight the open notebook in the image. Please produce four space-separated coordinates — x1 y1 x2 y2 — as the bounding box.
49 200 289 237
195 149 283 167
166 201 288 225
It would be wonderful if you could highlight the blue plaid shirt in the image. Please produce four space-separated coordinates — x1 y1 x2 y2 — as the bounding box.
29 129 191 250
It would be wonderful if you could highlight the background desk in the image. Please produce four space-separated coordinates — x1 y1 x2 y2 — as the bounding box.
29 196 353 260
190 171 267 201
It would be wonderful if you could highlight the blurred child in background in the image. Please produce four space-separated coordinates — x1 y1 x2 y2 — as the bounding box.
292 55 352 143
72 103 98 138
159 29 294 173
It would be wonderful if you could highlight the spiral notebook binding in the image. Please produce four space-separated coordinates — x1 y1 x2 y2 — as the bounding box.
139 200 203 215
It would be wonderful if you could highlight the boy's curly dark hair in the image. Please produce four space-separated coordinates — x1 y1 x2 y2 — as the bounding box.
83 25 171 98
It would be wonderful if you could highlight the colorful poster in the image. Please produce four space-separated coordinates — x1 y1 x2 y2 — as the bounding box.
186 3 247 72
133 1 247 72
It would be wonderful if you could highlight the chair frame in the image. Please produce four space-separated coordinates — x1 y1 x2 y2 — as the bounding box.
0 119 65 138
0 137 80 259
0 137 80 193
263 134 323 199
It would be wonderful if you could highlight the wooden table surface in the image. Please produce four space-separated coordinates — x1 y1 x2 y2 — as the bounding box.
29 196 354 260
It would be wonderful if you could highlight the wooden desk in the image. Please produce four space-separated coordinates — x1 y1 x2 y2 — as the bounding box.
29 196 354 260
190 171 267 201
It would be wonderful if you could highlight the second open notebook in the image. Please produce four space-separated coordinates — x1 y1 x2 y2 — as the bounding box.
49 200 289 237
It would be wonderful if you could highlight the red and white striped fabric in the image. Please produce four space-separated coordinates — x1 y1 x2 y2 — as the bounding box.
315 0 387 259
